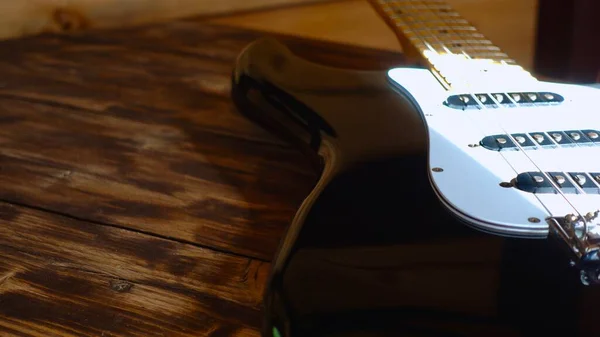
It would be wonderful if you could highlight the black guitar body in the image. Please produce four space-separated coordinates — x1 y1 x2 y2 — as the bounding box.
230 38 596 337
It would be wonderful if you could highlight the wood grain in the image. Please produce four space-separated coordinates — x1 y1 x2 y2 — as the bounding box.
0 2 585 335
0 18 411 336
0 0 333 41
0 22 324 261
0 202 264 337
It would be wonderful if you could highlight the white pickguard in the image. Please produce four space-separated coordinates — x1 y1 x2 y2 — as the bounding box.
387 67 600 238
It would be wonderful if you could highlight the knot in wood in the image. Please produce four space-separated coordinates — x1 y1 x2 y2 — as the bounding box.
52 8 89 32
109 279 133 293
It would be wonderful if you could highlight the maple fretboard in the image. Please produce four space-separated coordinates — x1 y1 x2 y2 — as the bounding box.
368 0 536 89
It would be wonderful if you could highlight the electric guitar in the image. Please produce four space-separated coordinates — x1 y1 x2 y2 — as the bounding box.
230 0 600 336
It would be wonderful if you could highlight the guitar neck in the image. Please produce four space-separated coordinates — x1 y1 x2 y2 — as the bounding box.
368 0 536 90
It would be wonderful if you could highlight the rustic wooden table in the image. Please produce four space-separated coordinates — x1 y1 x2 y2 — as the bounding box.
0 19 403 336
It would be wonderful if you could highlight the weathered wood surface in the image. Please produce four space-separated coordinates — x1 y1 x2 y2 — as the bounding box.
0 0 333 41
0 24 314 261
0 18 405 336
0 203 266 337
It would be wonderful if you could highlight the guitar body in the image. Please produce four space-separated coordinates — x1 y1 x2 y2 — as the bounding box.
231 38 600 336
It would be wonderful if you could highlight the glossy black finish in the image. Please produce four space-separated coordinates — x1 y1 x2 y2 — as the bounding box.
231 38 600 337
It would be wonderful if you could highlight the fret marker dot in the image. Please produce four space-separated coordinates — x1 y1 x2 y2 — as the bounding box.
460 95 470 103
533 134 544 143
528 93 537 101
496 137 507 144
478 95 487 103
544 93 554 100
533 176 544 183
570 132 581 141
494 94 504 103
511 93 521 102
595 175 600 183
515 136 526 144
588 132 599 139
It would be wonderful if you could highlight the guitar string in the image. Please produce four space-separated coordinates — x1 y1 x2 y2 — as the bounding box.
416 0 593 237
413 0 593 237
478 72 592 236
387 0 592 210
382 0 549 211
465 70 590 236
387 0 590 236
415 0 587 194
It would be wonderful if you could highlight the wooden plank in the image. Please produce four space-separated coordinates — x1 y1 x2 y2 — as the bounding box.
0 202 265 336
0 0 333 41
210 0 538 70
0 20 414 336
0 18 403 263
0 22 321 261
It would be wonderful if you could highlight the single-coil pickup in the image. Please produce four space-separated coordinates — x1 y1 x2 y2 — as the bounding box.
513 171 600 194
445 92 564 110
480 130 600 151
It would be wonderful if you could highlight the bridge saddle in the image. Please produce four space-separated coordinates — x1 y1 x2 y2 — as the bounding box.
549 211 600 285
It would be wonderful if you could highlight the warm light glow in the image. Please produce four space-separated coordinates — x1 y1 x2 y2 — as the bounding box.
422 49 537 90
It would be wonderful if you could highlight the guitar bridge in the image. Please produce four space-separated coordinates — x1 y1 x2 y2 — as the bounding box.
549 211 600 285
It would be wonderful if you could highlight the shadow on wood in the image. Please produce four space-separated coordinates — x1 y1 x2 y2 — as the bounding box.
0 16 407 335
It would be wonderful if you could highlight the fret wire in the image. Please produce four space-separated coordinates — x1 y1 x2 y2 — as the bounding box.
403 32 490 43
408 26 477 32
421 0 492 60
389 12 461 18
400 12 464 18
410 42 496 50
402 31 491 44
399 21 485 33
417 0 499 83
394 5 453 10
405 19 470 25
469 51 510 58
376 0 529 85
